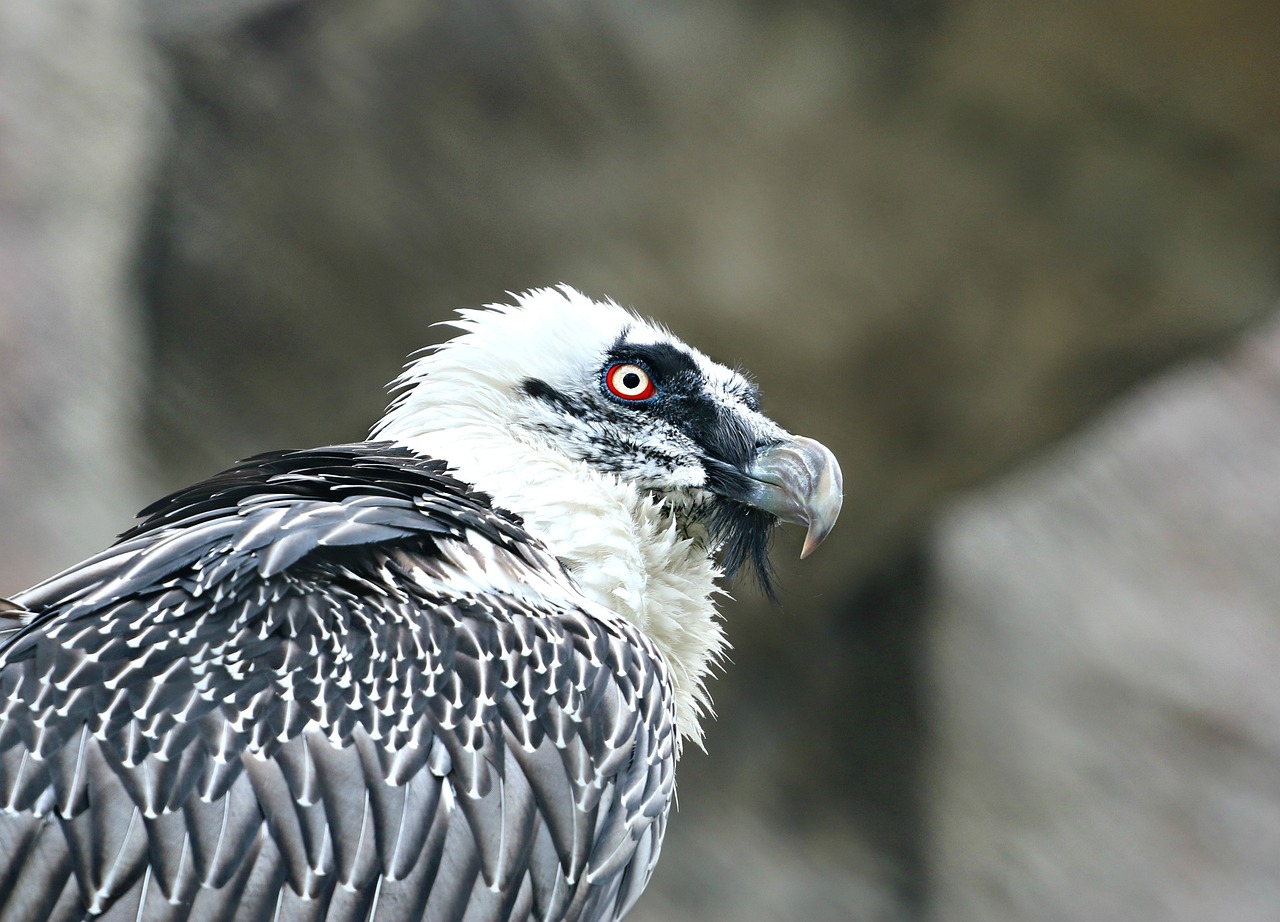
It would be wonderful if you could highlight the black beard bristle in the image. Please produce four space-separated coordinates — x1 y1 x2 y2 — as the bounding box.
707 500 779 603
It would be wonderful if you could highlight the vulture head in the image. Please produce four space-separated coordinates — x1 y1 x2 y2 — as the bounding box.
374 286 842 738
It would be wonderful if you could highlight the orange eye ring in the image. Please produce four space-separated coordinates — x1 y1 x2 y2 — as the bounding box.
605 363 656 401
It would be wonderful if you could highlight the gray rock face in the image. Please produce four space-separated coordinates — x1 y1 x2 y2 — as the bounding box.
928 317 1280 922
134 1 1280 636
0 0 159 587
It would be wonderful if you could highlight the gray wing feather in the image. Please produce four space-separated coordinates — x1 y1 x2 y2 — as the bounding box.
0 447 676 921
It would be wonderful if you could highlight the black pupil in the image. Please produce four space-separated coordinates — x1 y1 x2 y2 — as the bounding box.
622 372 641 390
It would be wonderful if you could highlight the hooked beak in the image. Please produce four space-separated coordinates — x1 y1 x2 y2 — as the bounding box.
744 436 843 558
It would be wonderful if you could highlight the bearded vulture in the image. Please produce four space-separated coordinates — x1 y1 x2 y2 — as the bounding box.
0 287 841 922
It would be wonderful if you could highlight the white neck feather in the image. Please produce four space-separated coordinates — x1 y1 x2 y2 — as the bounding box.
372 297 727 748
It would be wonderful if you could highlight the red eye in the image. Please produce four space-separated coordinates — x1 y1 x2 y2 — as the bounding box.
605 363 655 401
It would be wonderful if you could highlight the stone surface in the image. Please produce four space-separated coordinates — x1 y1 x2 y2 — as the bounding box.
0 0 160 589
137 0 1280 598
927 315 1280 922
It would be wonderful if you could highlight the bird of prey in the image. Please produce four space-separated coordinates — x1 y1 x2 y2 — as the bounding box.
0 287 841 922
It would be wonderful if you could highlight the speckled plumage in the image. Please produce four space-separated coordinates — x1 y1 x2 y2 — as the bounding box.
0 288 840 921
1 446 674 921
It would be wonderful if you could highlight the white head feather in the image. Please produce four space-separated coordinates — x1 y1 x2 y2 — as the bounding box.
374 286 792 747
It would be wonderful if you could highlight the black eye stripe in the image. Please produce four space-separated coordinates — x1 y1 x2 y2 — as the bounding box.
605 340 700 384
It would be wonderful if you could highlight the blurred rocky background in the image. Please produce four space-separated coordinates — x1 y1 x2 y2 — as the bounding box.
2 0 1277 919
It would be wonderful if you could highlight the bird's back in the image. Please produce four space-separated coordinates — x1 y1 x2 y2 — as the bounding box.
0 444 676 922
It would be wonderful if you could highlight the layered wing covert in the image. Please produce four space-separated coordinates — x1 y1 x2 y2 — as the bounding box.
0 444 676 922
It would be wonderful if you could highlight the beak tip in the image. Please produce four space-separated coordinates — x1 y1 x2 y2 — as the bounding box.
745 434 843 560
798 503 839 559
799 454 842 560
